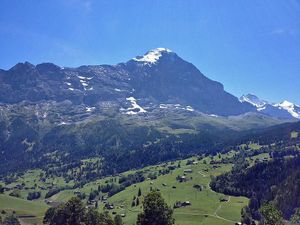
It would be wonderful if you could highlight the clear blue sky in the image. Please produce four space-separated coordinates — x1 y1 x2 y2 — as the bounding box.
1 0 299 104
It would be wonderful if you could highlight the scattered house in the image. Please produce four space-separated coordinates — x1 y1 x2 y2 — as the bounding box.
219 196 229 202
182 201 191 206
174 201 191 208
150 181 154 185
162 183 167 187
120 213 126 217
192 161 199 165
184 169 192 173
105 203 114 210
178 175 187 182
3 187 12 191
193 184 203 191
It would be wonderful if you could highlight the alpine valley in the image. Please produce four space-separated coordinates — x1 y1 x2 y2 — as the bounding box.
1 48 300 225
0 48 299 175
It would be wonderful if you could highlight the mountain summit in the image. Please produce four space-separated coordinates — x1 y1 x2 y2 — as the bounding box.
240 94 300 119
132 48 174 65
0 48 294 118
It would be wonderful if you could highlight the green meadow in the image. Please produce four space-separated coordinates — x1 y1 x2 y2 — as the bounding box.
0 151 260 225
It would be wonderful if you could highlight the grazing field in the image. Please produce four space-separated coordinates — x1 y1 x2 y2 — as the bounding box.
103 156 248 225
0 194 48 225
0 153 251 225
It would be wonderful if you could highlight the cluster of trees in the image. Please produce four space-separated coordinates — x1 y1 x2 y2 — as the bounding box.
241 203 300 225
132 188 142 207
211 155 300 221
0 214 20 225
27 191 41 200
43 191 174 225
43 197 120 225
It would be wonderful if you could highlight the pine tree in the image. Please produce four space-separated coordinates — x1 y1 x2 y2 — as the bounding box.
137 191 174 225
138 188 142 197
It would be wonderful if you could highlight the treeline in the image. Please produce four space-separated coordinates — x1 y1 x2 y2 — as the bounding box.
211 155 300 220
0 116 234 179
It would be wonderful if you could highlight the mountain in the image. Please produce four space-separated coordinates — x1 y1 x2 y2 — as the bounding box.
0 48 255 117
240 94 300 120
0 48 293 175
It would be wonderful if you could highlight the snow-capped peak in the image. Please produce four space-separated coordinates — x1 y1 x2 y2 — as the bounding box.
132 48 173 65
239 94 267 108
274 100 300 119
278 100 294 108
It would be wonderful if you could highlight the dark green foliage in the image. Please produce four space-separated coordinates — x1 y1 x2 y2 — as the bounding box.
114 215 123 225
45 189 61 199
27 191 41 200
259 203 284 225
8 190 20 198
291 208 300 225
211 156 300 219
131 200 136 207
43 197 115 225
136 191 174 225
138 188 142 197
3 214 20 225
99 183 125 197
85 208 101 225
85 209 114 225
88 190 99 201
241 206 254 225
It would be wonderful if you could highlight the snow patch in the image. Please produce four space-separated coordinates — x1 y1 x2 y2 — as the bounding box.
186 106 194 112
123 97 146 115
132 48 172 65
86 106 95 112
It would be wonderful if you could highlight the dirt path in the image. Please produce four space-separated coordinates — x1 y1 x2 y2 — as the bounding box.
193 171 238 224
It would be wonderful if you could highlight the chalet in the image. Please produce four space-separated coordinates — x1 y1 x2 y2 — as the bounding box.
174 201 191 208
178 175 187 182
182 201 191 206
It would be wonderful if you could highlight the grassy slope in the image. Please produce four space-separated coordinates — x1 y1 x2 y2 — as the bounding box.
0 194 48 224
52 154 249 225
1 151 266 225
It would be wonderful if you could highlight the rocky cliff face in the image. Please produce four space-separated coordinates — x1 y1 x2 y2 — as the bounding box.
0 48 255 116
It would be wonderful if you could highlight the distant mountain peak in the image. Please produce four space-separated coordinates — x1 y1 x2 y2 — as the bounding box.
240 94 300 120
132 48 174 65
239 94 267 108
274 100 300 119
278 100 296 107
